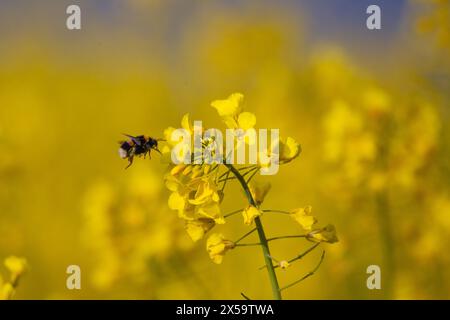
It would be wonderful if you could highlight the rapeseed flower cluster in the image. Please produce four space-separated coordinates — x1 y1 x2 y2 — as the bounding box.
127 93 338 299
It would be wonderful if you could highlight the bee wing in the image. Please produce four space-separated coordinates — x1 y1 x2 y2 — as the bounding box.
122 133 142 146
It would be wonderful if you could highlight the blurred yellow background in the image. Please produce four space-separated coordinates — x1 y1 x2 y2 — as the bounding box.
0 0 449 299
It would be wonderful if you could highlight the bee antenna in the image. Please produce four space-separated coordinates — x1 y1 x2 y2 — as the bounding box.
153 146 162 155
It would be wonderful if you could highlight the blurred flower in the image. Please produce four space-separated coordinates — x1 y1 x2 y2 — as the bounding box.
4 256 27 278
416 0 450 50
0 256 27 300
0 283 15 300
363 87 391 117
82 167 195 293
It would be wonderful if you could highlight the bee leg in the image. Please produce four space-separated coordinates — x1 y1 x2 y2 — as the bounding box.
125 157 134 169
148 150 152 159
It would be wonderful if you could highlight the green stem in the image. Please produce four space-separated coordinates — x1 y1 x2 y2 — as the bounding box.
267 235 307 242
234 228 257 244
262 209 290 215
235 242 262 247
287 243 320 264
260 242 319 270
225 164 282 300
279 250 325 291
224 209 243 218
240 292 251 300
245 167 259 183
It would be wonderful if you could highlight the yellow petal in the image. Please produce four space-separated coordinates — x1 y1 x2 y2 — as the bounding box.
170 164 187 176
279 137 302 163
189 182 214 205
163 127 176 145
168 192 185 211
242 205 262 225
249 180 271 205
307 224 339 243
0 283 15 300
185 219 215 242
4 256 27 276
203 164 211 174
237 112 256 130
190 165 203 179
211 93 244 118
164 174 180 192
206 233 235 264
182 165 193 175
181 113 193 132
196 202 224 224
290 206 317 230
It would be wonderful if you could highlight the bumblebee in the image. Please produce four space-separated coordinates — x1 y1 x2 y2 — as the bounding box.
118 134 163 168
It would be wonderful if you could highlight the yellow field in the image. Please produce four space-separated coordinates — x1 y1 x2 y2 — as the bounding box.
0 0 449 299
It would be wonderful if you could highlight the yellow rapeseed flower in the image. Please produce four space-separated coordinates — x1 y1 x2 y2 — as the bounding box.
242 205 262 225
4 256 28 278
249 180 271 205
0 283 15 300
211 93 244 118
170 163 188 176
307 224 339 244
206 233 235 264
279 260 290 270
167 172 224 239
290 206 317 231
196 201 225 224
278 137 301 163
211 93 257 130
168 191 188 214
185 218 216 242
180 113 193 133
0 256 28 300
188 178 221 205
237 112 256 130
